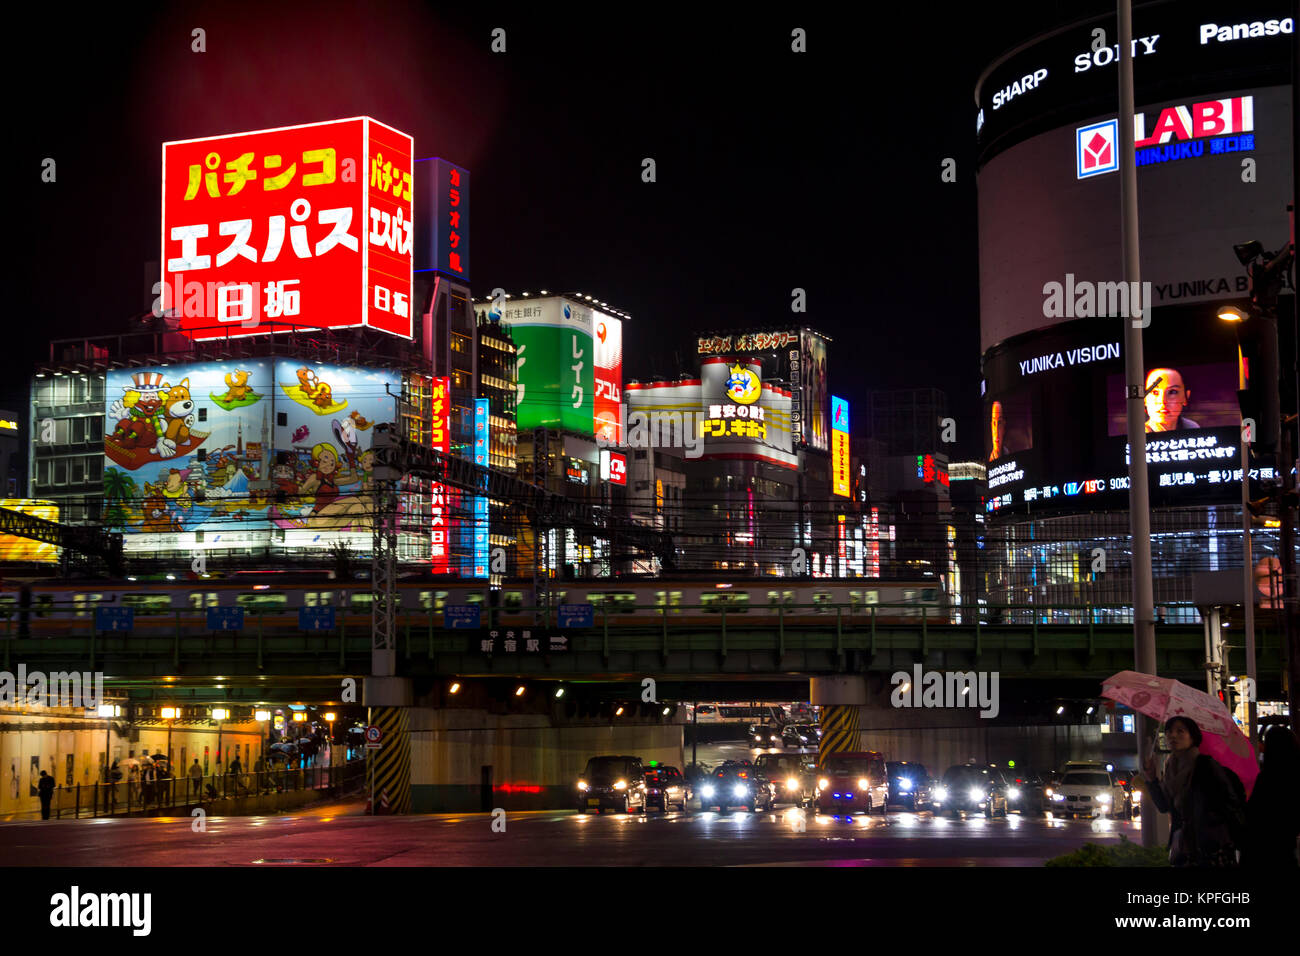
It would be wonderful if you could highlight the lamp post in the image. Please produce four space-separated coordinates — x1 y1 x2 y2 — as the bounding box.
1219 304 1259 749
255 710 270 771
324 712 336 767
160 707 177 768
212 708 228 782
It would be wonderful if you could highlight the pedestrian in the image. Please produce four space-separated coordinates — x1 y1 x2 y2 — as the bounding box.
1142 715 1246 866
189 758 203 799
229 754 244 795
1242 725 1300 867
109 759 122 809
37 770 55 820
142 761 155 805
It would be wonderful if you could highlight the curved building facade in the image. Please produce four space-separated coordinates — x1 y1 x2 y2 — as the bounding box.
974 1 1295 619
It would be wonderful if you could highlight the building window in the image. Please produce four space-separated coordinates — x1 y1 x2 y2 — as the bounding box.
53 459 68 485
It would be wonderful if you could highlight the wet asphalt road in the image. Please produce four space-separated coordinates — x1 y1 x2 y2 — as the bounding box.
0 796 1143 866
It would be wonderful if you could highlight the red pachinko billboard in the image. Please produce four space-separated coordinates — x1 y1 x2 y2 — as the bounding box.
161 117 414 341
430 376 450 572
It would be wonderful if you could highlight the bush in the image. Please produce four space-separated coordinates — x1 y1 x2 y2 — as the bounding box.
1046 834 1170 867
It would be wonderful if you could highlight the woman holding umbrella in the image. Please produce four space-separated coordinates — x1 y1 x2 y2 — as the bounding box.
1142 716 1246 867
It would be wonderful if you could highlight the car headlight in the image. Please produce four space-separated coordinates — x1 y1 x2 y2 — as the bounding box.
702 785 715 797
614 780 627 790
666 787 680 794
577 780 588 791
818 778 829 790
933 786 947 801
898 778 912 791
786 777 799 791
1097 793 1111 804
858 778 870 790
1007 788 1021 800
1132 790 1141 803
734 785 748 798
969 787 983 801
1044 787 1053 797
1051 793 1065 802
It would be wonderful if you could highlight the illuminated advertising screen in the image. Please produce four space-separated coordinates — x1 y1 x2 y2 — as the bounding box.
831 396 850 498
593 313 623 445
696 327 830 450
482 297 594 435
0 499 59 563
698 358 797 467
102 360 397 550
799 331 829 451
981 308 1270 515
429 376 450 572
162 117 414 341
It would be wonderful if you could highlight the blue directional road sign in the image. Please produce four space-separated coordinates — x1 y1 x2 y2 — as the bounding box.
445 605 482 629
94 607 133 632
207 607 244 631
557 603 594 628
298 606 336 631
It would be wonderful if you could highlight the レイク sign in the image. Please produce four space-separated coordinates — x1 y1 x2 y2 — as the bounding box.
161 117 414 340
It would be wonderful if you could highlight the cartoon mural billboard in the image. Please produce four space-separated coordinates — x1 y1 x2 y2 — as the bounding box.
102 360 396 552
270 361 398 547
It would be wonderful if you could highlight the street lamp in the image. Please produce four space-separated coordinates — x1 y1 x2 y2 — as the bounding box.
212 708 228 777
160 707 177 768
1219 307 1263 749
324 712 336 767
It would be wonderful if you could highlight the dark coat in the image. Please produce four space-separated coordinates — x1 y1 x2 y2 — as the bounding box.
37 775 55 798
1144 754 1242 866
1243 762 1300 867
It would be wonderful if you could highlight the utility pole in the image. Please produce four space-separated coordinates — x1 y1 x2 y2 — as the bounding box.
1118 0 1159 850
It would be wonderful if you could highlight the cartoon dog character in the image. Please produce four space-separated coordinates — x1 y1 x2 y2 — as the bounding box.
157 378 196 457
296 367 334 408
222 369 252 402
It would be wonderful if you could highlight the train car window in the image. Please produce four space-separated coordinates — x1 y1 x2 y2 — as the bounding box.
503 591 523 611
236 593 288 610
767 590 795 607
465 593 484 605
850 590 880 613
121 593 171 616
0 594 16 620
74 593 106 617
349 593 374 609
811 590 834 612
305 591 335 607
588 592 637 614
902 590 921 617
187 592 219 609
700 592 749 613
921 588 939 602
654 590 683 613
418 591 450 611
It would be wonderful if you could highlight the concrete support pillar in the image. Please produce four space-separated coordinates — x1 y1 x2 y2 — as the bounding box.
364 677 412 814
810 676 867 767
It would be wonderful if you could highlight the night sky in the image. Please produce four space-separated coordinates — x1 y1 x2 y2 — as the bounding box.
8 0 1116 459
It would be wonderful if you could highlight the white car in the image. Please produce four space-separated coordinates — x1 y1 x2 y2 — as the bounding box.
1049 770 1132 819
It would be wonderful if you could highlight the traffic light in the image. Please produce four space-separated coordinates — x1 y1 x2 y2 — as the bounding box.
1235 311 1280 454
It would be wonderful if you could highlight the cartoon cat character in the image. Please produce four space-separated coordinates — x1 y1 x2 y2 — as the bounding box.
142 493 181 533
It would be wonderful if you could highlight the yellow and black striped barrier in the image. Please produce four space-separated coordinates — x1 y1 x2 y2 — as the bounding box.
367 706 410 814
818 705 860 765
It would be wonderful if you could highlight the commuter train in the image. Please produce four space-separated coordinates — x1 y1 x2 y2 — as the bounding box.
0 576 948 636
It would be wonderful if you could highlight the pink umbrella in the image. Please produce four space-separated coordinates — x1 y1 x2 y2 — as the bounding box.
1101 671 1258 797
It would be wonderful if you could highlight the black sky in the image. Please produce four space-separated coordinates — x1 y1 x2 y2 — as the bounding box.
7 0 1116 458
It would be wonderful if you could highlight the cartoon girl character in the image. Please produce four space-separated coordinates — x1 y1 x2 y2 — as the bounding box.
297 443 368 529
